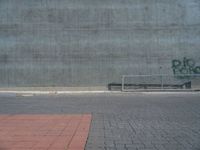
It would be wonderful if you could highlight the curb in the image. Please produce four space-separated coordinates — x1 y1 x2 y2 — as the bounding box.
0 90 199 96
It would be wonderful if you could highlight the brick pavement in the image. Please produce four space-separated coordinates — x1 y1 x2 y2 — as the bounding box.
0 93 200 150
0 114 91 150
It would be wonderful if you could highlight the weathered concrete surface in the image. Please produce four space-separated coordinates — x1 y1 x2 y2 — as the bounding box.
0 0 200 87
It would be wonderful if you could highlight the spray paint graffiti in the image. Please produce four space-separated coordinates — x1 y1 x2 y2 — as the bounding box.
172 57 200 75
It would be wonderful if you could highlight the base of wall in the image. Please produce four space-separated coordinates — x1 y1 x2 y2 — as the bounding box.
0 86 108 91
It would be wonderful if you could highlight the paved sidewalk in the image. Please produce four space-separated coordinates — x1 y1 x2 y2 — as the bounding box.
0 93 200 150
0 114 92 150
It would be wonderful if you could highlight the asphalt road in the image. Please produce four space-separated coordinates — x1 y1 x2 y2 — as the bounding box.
0 92 200 150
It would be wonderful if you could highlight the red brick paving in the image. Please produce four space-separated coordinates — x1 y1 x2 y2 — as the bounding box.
0 114 92 150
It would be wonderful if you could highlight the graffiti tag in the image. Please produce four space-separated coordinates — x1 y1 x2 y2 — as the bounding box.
172 57 200 75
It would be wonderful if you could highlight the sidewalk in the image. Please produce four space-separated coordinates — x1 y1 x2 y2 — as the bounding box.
0 93 200 150
0 114 92 150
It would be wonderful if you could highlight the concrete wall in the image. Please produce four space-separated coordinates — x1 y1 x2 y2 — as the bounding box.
0 0 200 87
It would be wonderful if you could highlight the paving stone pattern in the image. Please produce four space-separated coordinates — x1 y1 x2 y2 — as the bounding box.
0 114 91 150
0 93 200 150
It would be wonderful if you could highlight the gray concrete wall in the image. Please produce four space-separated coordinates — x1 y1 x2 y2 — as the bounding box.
0 0 200 87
